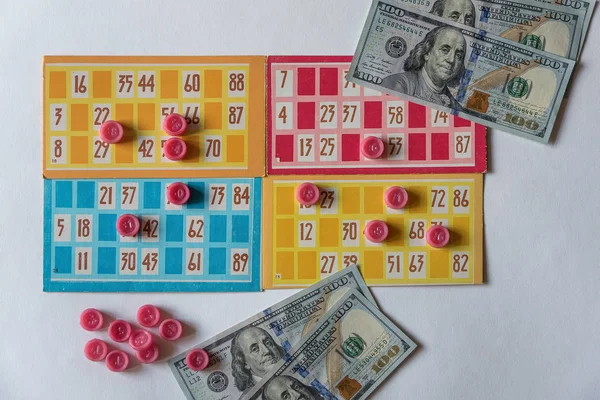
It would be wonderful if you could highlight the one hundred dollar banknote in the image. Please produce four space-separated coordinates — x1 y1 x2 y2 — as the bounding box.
394 0 592 59
168 265 377 400
244 289 417 400
348 1 576 143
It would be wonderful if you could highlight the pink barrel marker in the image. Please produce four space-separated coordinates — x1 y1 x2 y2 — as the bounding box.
135 343 160 364
166 182 191 205
426 225 450 248
84 339 109 362
385 186 408 210
360 136 384 159
116 214 140 237
296 183 320 206
159 318 183 341
129 329 153 352
137 304 161 327
163 113 188 136
99 121 124 144
108 320 132 343
164 137 187 161
186 348 210 371
80 308 104 331
364 220 389 243
106 350 130 372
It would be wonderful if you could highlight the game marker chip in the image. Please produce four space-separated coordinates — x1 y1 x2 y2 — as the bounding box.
186 348 210 371
163 137 187 161
166 182 191 205
106 350 130 372
99 121 124 144
80 308 104 331
360 136 384 159
135 343 160 364
116 214 140 237
159 319 183 341
296 182 320 206
163 113 188 136
84 339 108 362
385 186 408 210
426 225 450 248
364 220 389 243
137 304 161 327
108 320 132 343
129 329 153 352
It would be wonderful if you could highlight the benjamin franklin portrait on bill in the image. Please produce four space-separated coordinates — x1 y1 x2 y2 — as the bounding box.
261 375 325 400
430 0 476 27
230 327 286 396
381 26 467 110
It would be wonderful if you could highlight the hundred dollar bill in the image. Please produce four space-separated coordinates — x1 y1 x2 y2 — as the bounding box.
244 289 417 400
168 265 377 400
394 0 591 59
348 1 576 143
537 0 595 54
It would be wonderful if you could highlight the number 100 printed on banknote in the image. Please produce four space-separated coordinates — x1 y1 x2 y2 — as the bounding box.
349 1 575 143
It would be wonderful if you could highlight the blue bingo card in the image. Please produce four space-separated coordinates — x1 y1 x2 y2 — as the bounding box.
43 178 262 292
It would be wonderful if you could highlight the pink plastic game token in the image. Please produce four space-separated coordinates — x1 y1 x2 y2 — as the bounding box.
159 319 183 341
166 182 191 205
363 220 389 243
164 137 187 161
84 339 108 362
80 308 104 331
360 136 384 159
426 225 450 248
296 183 320 206
186 348 210 371
135 343 160 364
129 329 153 352
385 186 409 210
99 121 124 144
137 304 161 327
105 350 129 372
108 320 132 343
163 113 188 136
116 214 140 237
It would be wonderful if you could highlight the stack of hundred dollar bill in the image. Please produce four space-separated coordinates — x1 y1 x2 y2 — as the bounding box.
169 266 417 400
348 0 595 143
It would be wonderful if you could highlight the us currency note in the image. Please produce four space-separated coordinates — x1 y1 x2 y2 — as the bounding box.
168 265 377 400
538 0 595 53
394 0 591 59
245 289 417 400
348 1 576 143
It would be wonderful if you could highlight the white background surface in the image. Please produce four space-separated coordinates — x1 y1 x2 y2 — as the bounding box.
1 1 599 399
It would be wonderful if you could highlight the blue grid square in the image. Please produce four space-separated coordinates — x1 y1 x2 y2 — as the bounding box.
167 215 184 242
55 181 72 208
98 214 117 241
54 246 72 274
209 248 226 275
187 182 205 209
232 215 250 243
144 182 161 209
98 247 116 274
165 248 182 274
210 215 227 243
77 181 95 209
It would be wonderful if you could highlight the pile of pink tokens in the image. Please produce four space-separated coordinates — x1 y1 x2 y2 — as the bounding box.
80 305 184 372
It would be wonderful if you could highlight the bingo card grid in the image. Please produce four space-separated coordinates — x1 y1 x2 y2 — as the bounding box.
43 56 265 179
262 174 483 288
267 56 487 175
43 178 262 292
